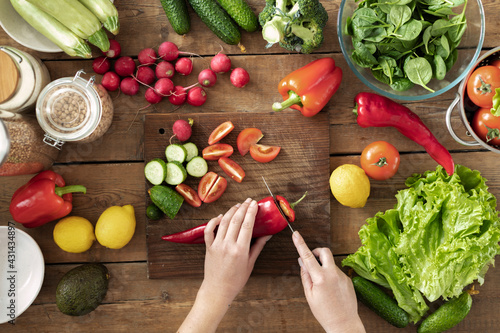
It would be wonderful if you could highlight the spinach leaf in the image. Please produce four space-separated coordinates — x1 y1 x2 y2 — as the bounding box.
423 26 433 54
434 54 447 80
397 19 422 41
404 57 435 92
372 68 391 85
445 48 458 71
389 5 412 28
390 77 414 91
378 56 398 84
431 19 451 36
434 34 450 59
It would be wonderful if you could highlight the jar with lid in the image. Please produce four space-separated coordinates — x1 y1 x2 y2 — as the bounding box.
0 110 60 176
0 46 51 113
36 70 114 149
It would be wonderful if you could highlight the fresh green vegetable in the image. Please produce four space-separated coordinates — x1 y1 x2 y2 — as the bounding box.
165 161 187 185
146 203 163 220
352 276 409 328
343 165 500 323
78 0 120 35
183 142 199 162
148 185 184 219
186 0 241 45
160 0 191 35
186 156 208 178
165 144 188 163
417 291 472 333
144 158 167 185
11 0 92 58
259 0 328 54
491 88 500 116
216 0 259 32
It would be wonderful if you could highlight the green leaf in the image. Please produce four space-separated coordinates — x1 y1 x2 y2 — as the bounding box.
445 48 458 71
423 26 433 54
397 19 422 41
390 77 414 91
491 88 500 116
431 18 451 37
404 57 435 92
435 34 450 59
389 5 412 28
378 55 397 84
434 54 447 80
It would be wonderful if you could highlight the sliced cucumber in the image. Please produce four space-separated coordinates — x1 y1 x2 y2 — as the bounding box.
165 144 188 163
165 161 187 185
186 156 208 178
144 158 167 185
183 142 199 162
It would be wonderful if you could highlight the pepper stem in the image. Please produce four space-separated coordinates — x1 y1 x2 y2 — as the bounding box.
290 191 307 210
352 103 359 116
55 185 87 196
272 90 302 112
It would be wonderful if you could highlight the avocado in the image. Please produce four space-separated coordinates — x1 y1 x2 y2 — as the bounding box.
56 263 109 316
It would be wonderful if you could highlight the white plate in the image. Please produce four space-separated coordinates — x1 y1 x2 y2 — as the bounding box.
0 225 45 324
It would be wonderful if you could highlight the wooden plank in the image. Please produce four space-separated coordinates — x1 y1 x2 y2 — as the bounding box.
144 112 330 278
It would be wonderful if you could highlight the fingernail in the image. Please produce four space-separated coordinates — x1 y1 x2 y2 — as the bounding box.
245 197 252 203
293 231 300 238
266 235 273 241
250 200 257 207
217 214 223 218
235 203 241 208
298 257 304 267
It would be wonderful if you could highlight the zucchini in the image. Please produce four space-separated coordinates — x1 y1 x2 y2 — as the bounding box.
11 0 92 58
352 276 409 328
216 0 258 32
148 185 184 219
417 291 472 333
186 0 241 45
78 0 120 35
160 0 191 35
165 161 187 186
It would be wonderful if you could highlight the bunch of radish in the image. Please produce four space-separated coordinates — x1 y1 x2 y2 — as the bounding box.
92 40 250 108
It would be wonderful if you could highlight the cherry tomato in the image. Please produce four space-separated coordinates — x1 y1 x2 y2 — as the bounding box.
202 143 234 160
218 157 245 183
466 66 500 108
360 141 400 180
472 108 500 146
198 172 227 203
237 128 263 156
175 184 202 207
208 121 234 145
491 59 500 69
249 144 281 163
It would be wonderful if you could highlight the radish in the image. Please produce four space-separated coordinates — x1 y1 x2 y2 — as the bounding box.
92 56 111 75
138 48 157 66
120 77 140 96
154 78 174 96
115 56 136 77
175 58 193 76
101 71 120 91
145 87 163 104
172 119 193 141
156 61 175 79
230 68 250 88
135 66 156 86
168 86 187 105
198 69 217 87
211 53 231 73
187 87 207 106
103 39 121 58
158 41 198 62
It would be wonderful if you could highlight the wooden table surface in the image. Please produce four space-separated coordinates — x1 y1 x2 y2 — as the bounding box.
1 0 500 332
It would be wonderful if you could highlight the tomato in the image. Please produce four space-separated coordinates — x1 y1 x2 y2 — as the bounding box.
466 66 500 108
198 172 227 203
360 141 400 180
202 143 234 160
208 121 234 145
218 157 245 183
175 184 202 207
491 59 500 70
237 128 263 156
472 108 500 146
249 144 281 163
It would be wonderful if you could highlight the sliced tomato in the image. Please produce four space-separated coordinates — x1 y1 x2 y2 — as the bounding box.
198 172 218 202
202 143 234 160
175 183 202 207
249 144 281 163
204 176 227 203
218 157 245 183
237 128 263 156
208 121 234 145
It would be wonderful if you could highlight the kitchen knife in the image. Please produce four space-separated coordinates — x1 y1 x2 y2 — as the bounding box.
261 176 295 233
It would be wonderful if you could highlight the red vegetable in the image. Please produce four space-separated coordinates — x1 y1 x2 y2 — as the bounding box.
249 144 281 163
360 141 400 180
175 184 202 207
9 170 86 228
354 92 454 176
202 143 233 160
218 157 245 183
208 121 234 145
198 172 227 203
230 68 250 88
472 107 500 145
237 128 263 156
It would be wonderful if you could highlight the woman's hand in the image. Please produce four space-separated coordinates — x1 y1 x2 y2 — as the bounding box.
292 231 365 333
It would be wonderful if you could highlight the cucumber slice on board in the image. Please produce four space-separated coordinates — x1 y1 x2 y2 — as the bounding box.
165 161 187 185
183 142 199 162
186 156 208 178
165 144 188 163
144 158 167 185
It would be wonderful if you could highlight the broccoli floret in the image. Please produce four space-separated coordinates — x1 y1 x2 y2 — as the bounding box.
258 0 328 54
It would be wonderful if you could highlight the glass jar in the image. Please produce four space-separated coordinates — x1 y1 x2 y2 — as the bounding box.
0 110 60 176
36 70 114 149
0 46 51 113
0 118 9 166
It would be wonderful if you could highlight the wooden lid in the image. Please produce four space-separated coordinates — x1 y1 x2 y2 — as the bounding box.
0 50 20 104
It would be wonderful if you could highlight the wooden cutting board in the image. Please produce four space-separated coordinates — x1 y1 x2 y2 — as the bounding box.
144 111 331 279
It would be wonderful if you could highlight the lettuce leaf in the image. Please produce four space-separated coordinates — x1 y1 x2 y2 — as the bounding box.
343 165 500 323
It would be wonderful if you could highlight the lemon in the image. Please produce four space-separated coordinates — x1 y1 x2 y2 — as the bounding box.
53 216 95 253
95 205 136 249
330 164 370 208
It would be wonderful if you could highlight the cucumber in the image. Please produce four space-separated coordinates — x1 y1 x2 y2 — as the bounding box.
186 0 241 45
216 0 259 32
417 291 472 333
183 142 199 162
144 158 167 185
146 203 163 220
352 276 409 328
165 161 187 185
148 185 184 219
160 0 191 35
186 156 208 177
165 144 188 163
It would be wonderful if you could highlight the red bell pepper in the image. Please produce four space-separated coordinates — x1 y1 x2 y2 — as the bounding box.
9 170 87 228
272 57 342 117
162 193 307 244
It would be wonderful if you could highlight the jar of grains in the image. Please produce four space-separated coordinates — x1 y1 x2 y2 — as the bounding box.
0 46 51 113
0 110 60 176
36 70 114 149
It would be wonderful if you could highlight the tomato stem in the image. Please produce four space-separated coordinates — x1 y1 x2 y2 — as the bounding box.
372 157 388 167
477 77 492 94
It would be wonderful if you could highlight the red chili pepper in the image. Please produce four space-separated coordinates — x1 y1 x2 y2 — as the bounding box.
9 170 87 228
162 193 307 244
354 92 455 176
272 58 342 117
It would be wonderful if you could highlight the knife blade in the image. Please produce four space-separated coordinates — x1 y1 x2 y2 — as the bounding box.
261 176 295 233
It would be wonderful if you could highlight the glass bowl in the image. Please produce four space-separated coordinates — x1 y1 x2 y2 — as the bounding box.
337 0 485 101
